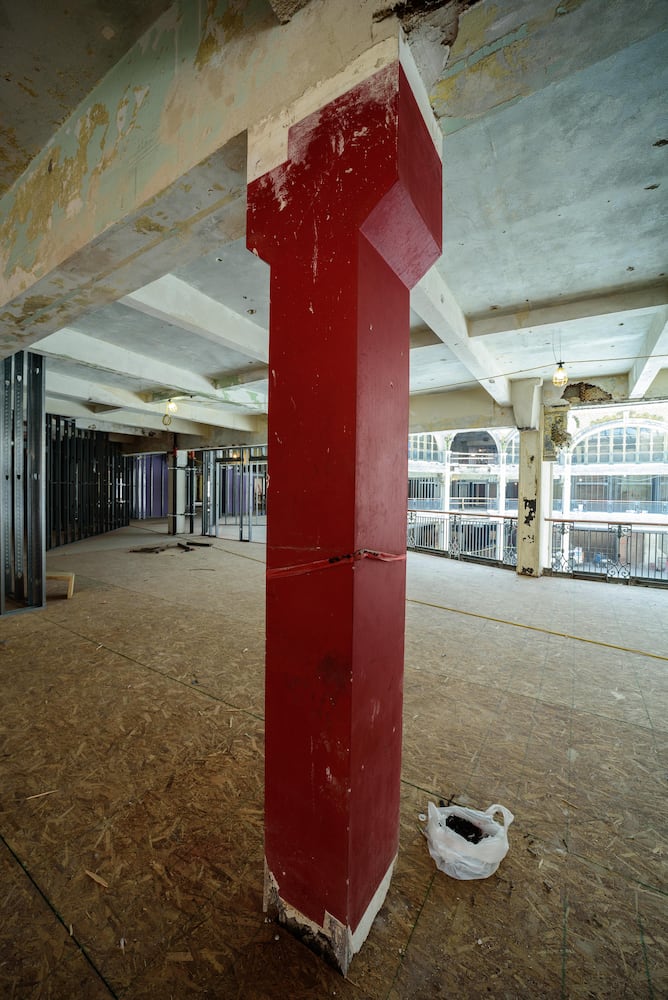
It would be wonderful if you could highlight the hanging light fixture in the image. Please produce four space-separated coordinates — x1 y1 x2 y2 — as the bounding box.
552 361 568 388
162 399 179 426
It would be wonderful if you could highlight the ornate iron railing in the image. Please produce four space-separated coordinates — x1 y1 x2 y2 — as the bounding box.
547 517 668 583
407 510 668 584
406 509 518 567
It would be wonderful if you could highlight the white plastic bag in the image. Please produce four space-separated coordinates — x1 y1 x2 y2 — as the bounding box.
424 801 514 880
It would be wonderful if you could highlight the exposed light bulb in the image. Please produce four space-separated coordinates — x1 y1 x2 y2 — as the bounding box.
167 399 178 414
552 362 568 388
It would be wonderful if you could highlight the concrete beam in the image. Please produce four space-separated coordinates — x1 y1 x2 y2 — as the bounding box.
511 378 542 430
213 366 269 389
0 0 402 351
542 372 630 409
46 397 216 437
628 308 668 399
468 282 668 339
0 139 247 354
142 385 268 411
39 328 215 397
409 386 514 433
46 372 260 433
121 275 269 363
411 267 511 405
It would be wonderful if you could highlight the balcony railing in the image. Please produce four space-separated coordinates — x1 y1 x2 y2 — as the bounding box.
547 516 668 583
407 509 518 567
564 499 668 516
407 510 668 585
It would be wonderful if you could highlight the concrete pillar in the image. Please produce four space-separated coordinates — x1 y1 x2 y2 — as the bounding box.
247 62 441 972
167 449 187 535
496 449 507 561
443 443 453 512
562 456 572 517
540 458 553 571
516 429 542 576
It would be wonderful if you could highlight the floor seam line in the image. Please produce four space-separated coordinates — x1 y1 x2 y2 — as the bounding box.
0 832 119 999
406 598 668 662
41 617 266 723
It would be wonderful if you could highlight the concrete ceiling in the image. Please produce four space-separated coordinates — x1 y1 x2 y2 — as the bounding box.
1 0 667 445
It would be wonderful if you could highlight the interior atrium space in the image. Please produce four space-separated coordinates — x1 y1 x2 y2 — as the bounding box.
1 0 667 996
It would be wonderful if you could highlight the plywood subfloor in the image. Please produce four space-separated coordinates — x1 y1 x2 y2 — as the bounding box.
0 523 666 998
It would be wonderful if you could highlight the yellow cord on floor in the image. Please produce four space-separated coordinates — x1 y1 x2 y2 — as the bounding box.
406 598 668 663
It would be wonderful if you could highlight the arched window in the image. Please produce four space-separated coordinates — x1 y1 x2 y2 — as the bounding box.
572 422 668 464
451 431 498 465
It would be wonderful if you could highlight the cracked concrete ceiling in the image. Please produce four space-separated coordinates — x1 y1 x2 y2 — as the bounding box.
1 0 667 445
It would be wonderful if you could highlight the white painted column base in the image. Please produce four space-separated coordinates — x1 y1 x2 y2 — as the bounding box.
167 448 187 536
516 428 542 577
263 856 396 975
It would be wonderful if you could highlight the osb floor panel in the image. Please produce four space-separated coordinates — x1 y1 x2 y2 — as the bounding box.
1 523 666 999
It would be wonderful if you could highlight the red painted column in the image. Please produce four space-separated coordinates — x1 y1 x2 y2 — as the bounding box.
247 62 441 971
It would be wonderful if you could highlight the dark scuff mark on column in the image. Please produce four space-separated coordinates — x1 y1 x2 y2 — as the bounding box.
523 498 536 526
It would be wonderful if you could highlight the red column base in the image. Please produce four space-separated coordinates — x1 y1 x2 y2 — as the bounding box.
247 56 442 969
264 856 396 975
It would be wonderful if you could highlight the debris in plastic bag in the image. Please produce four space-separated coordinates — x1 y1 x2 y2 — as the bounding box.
423 801 514 880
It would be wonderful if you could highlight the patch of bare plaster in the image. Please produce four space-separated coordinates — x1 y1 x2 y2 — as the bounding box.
16 294 54 323
114 84 150 146
432 31 533 122
65 197 84 220
134 215 167 235
76 102 110 154
134 85 150 110
195 0 245 71
0 100 113 286
116 95 131 134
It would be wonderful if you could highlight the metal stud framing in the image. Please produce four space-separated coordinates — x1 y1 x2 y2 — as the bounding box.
0 352 46 616
46 415 129 550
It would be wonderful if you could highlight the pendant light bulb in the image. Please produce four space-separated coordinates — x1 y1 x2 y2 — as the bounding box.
552 362 568 388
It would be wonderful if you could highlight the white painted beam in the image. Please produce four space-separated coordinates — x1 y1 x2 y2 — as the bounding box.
46 397 214 437
511 378 542 430
409 387 514 433
628 307 668 399
45 372 260 433
38 327 268 411
468 283 668 338
213 367 268 389
38 328 215 398
142 384 268 411
121 275 269 363
411 267 511 406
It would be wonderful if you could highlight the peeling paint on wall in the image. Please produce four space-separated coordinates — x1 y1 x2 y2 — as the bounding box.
134 215 167 234
432 0 667 133
195 0 245 70
1 0 399 314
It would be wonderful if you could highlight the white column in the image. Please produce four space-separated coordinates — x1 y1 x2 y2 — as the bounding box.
516 429 542 577
168 449 187 535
